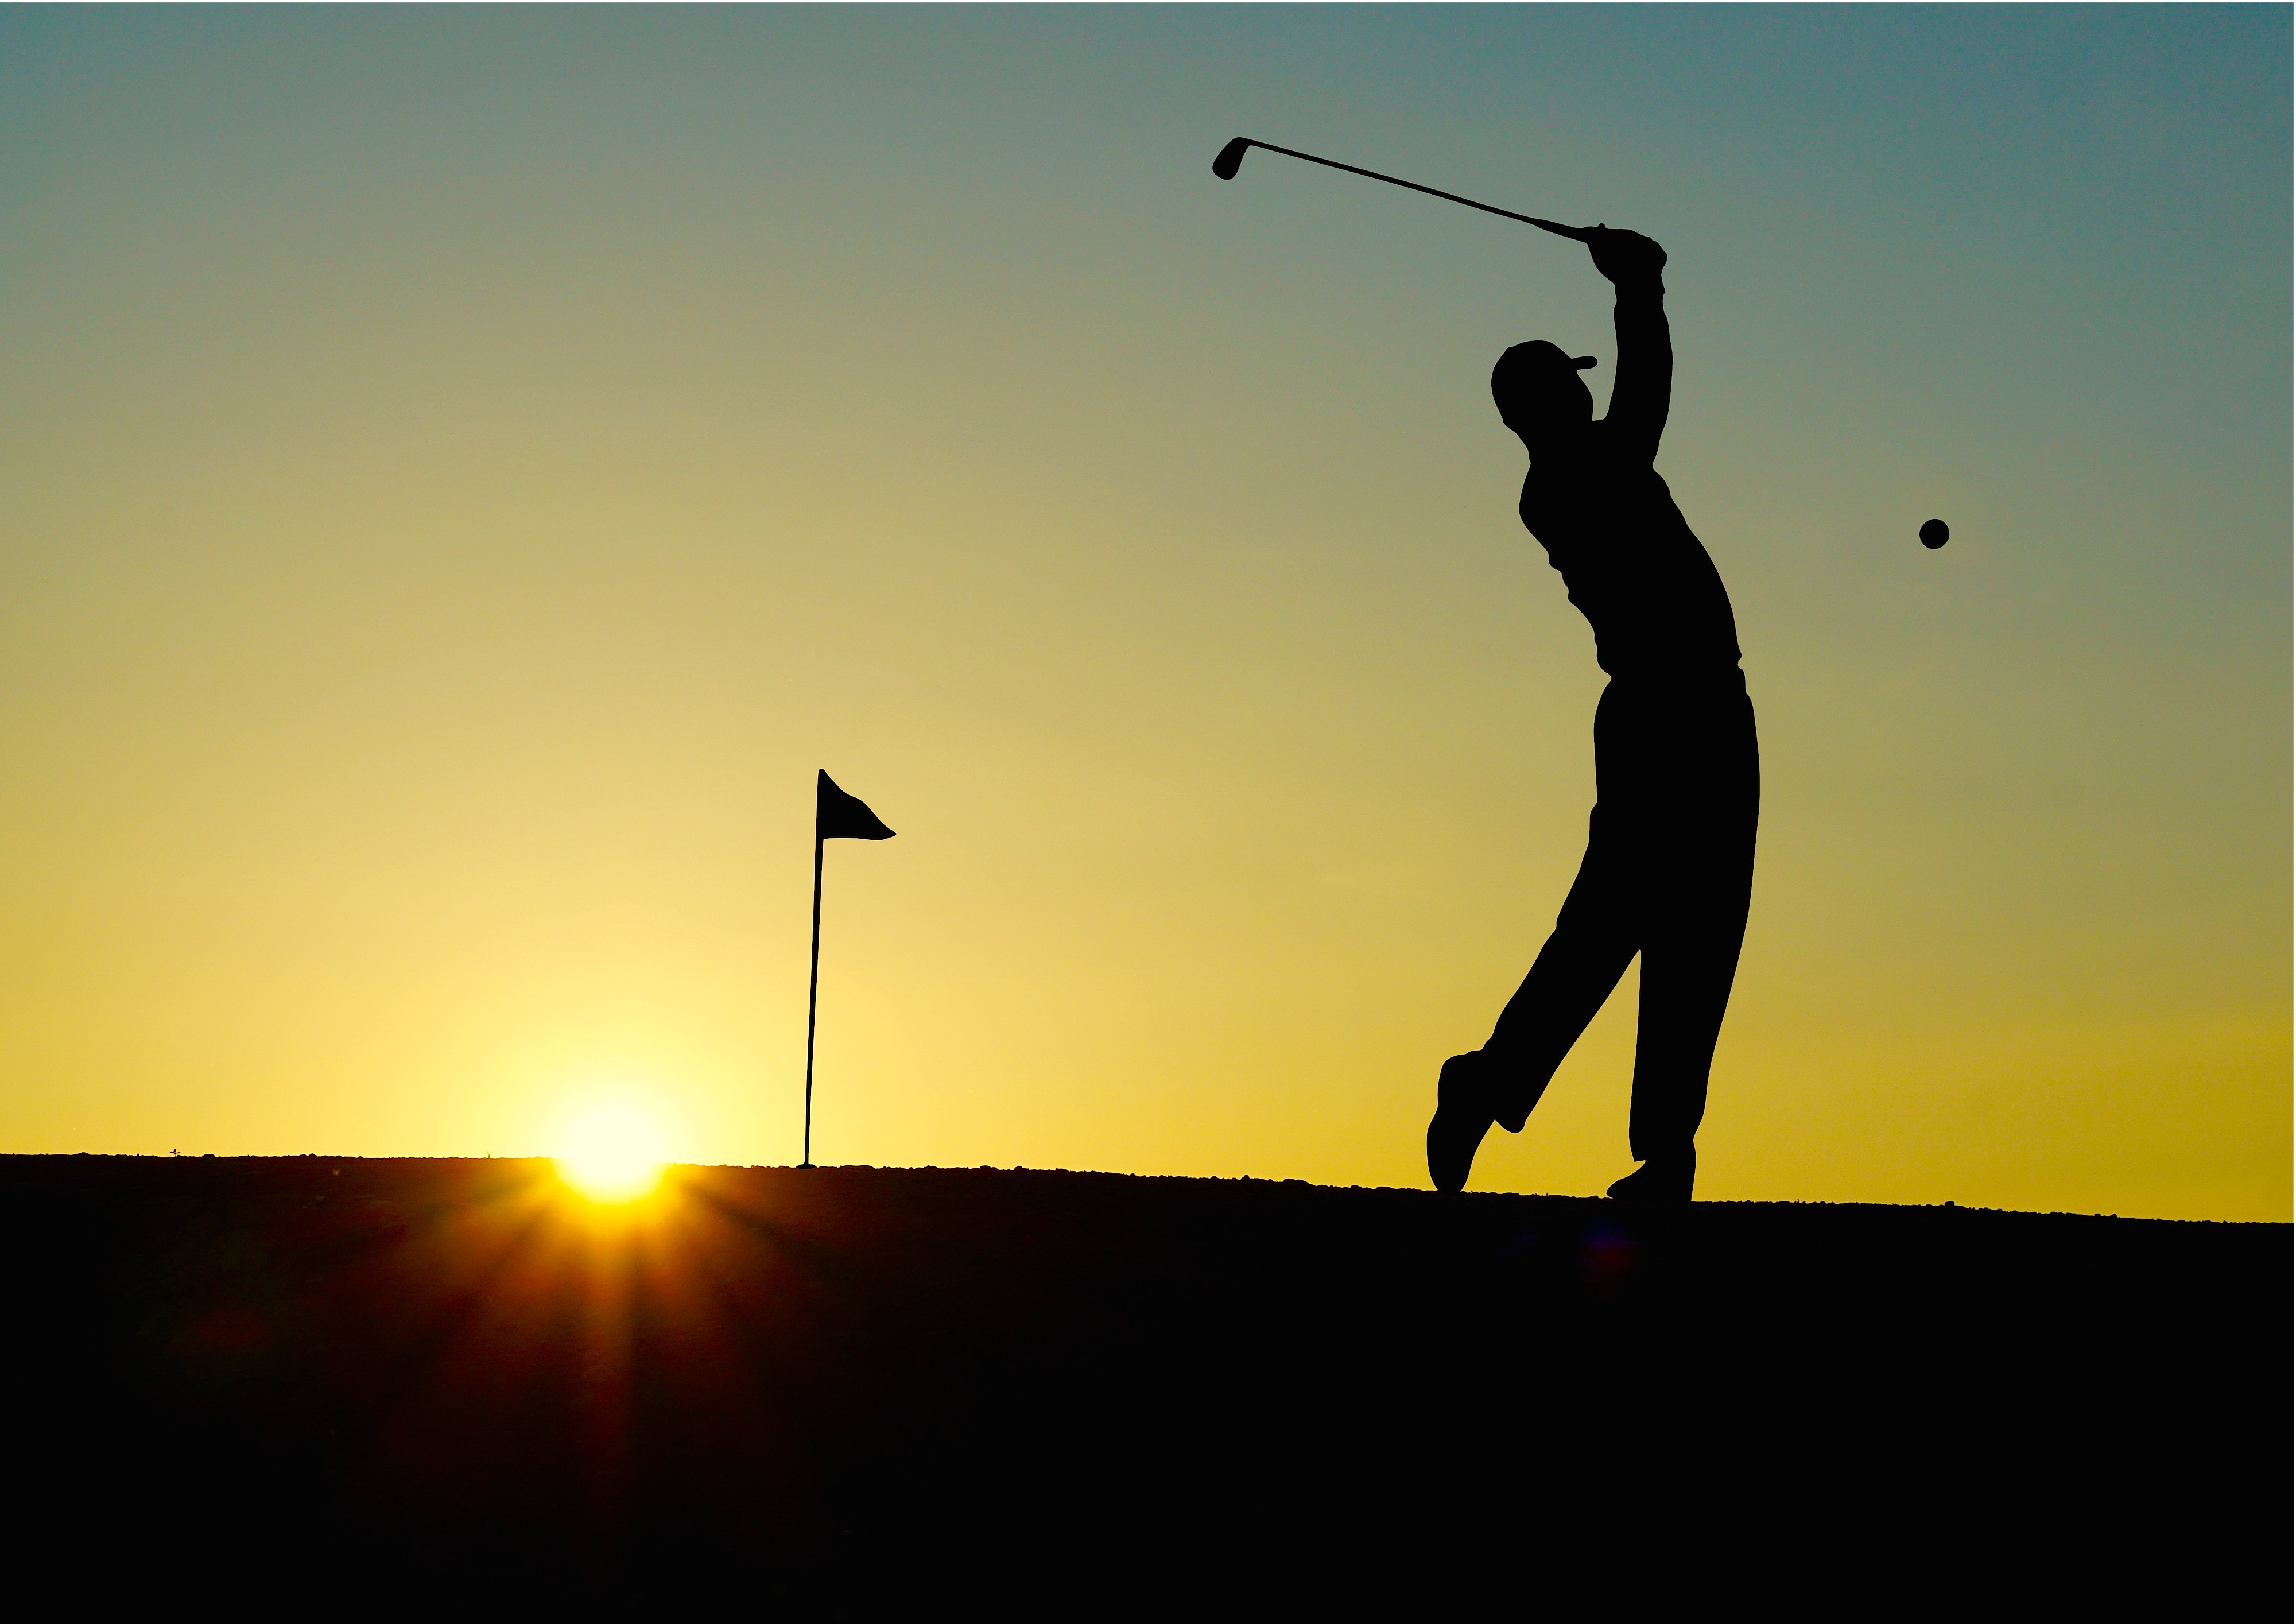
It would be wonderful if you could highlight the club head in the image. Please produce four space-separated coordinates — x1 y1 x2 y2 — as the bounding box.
1212 138 1251 180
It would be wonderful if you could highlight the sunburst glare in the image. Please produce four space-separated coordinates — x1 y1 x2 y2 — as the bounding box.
554 1100 669 1204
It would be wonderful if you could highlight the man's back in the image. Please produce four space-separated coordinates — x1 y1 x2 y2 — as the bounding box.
1518 439 1743 683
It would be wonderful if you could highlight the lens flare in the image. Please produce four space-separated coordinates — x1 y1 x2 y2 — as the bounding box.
554 1102 668 1203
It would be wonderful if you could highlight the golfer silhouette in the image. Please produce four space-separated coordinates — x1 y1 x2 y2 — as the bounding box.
1427 227 1758 1203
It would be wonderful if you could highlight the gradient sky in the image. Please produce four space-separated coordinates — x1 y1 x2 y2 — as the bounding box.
2 6 2286 1219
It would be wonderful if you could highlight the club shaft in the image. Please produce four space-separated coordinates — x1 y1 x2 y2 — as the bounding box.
1240 140 1589 241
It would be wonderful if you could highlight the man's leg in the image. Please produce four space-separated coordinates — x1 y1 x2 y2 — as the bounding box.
1427 804 1641 1192
1486 804 1642 1129
1616 701 1759 1201
1618 884 1750 1195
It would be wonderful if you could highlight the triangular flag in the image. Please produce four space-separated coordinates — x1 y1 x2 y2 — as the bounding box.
816 770 895 842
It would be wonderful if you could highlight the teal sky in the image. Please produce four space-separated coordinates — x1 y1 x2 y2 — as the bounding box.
1 7 2287 1218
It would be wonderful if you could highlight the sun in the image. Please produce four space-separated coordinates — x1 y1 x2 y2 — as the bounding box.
554 1100 669 1204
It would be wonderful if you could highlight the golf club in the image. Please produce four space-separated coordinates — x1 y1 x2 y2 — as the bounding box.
1213 137 1592 242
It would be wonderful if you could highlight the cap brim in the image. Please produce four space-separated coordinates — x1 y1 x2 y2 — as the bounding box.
1571 355 1599 370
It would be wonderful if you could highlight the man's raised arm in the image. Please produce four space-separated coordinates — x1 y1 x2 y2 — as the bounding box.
1588 227 1671 467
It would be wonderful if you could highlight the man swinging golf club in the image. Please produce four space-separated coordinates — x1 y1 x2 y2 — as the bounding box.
1208 141 1755 1202
1426 224 1758 1203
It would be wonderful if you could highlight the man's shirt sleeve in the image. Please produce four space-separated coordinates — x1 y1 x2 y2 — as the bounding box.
1605 282 1673 467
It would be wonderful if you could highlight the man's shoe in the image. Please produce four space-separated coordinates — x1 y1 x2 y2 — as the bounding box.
1426 1051 1498 1193
1606 1152 1695 1204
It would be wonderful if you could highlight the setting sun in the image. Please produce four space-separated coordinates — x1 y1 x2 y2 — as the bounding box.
554 1102 669 1204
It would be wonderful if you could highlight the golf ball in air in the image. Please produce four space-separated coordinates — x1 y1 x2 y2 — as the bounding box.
1919 518 1950 549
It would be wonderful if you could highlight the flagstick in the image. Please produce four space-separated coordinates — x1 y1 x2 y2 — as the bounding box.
803 833 823 1169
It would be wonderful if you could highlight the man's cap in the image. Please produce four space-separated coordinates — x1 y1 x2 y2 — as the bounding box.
1500 339 1599 373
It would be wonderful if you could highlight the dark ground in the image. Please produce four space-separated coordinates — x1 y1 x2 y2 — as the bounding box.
6 1156 2286 1608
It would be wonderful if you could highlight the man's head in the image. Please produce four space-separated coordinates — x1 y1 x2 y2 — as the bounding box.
1492 340 1597 445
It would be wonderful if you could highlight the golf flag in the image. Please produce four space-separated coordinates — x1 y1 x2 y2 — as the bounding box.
804 770 894 1168
816 770 895 842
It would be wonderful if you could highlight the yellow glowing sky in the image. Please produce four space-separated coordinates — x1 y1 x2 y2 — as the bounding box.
0 10 2286 1218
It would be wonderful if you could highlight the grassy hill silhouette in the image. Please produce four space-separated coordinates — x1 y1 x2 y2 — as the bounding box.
7 1156 2284 1607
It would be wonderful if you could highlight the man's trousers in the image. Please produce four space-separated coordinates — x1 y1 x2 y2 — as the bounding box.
1487 677 1760 1162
